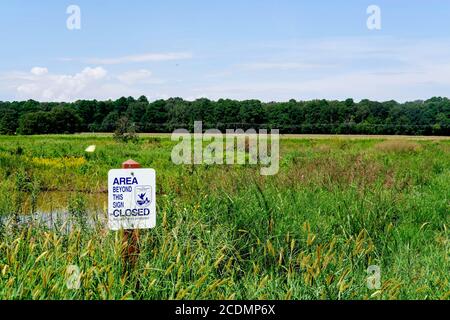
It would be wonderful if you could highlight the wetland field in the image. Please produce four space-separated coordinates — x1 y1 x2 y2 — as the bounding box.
0 135 448 299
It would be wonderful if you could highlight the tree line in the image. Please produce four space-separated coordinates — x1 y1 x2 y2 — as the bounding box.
0 96 449 135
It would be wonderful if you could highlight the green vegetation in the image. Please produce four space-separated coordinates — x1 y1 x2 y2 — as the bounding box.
0 135 448 299
113 116 139 143
0 96 449 135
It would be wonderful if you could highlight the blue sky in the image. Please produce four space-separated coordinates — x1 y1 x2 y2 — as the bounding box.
1 0 450 102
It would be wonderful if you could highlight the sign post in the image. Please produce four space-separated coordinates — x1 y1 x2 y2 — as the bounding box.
108 159 156 269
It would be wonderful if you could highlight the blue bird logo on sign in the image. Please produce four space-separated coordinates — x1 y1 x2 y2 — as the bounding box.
135 186 151 207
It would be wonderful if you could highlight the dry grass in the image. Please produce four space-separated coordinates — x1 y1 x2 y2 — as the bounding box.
374 140 422 153
312 145 332 153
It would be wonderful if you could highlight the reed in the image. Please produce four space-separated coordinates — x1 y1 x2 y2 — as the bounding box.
0 135 448 299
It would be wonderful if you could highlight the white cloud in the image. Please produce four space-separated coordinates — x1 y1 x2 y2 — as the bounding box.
117 69 152 85
0 66 169 101
85 52 192 65
30 67 48 76
193 62 450 102
190 37 450 102
3 37 450 102
14 67 108 101
78 66 107 79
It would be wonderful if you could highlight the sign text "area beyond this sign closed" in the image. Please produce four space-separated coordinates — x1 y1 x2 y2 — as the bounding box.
108 168 156 230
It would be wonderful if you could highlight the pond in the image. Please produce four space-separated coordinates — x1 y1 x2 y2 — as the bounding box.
34 191 107 213
0 191 108 230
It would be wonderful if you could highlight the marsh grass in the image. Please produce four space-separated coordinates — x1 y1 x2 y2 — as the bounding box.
0 135 448 299
374 140 422 153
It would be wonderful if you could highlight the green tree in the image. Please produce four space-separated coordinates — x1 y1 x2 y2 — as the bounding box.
50 106 82 133
18 112 51 135
0 109 19 135
100 111 120 132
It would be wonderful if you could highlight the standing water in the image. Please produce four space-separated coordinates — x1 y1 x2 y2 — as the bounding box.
0 191 108 231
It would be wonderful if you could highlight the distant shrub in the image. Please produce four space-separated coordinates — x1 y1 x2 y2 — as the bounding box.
113 116 139 143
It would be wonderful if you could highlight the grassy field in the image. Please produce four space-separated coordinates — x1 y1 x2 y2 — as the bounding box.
0 134 448 300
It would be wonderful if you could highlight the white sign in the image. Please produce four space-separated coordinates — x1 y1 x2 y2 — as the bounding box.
108 168 156 230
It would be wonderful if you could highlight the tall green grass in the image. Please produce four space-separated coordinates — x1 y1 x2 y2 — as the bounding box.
0 135 448 299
